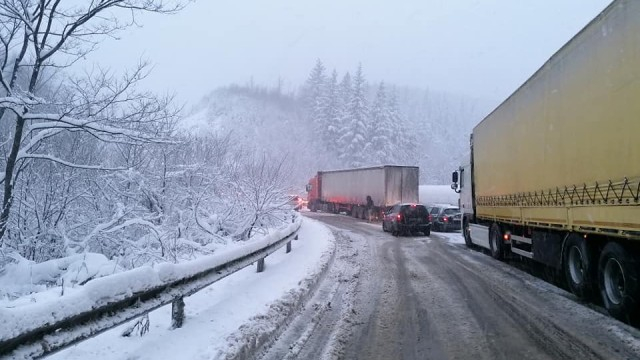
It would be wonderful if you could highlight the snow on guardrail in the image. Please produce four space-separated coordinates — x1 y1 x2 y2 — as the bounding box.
0 215 302 358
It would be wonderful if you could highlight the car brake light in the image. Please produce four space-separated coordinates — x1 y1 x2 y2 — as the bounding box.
397 214 402 221
428 215 432 222
443 217 448 222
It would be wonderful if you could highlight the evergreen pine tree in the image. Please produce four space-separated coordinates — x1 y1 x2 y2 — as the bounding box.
340 64 369 167
323 69 339 147
335 72 352 164
303 59 327 137
368 82 393 164
387 87 416 165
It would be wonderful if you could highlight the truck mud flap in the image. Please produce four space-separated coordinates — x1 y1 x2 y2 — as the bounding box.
532 232 563 269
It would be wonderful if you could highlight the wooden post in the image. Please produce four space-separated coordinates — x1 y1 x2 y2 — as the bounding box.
286 241 291 253
171 297 185 329
257 258 265 272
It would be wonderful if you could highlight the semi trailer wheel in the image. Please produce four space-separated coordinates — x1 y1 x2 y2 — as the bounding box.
598 242 639 323
563 234 595 300
489 223 504 260
463 218 472 247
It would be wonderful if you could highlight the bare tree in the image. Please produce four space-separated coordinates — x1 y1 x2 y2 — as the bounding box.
230 153 293 240
0 0 184 245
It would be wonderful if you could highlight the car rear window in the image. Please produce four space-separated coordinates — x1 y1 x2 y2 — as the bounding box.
401 205 428 216
443 208 459 215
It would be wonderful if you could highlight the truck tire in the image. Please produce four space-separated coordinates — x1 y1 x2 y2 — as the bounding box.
463 218 472 247
598 242 639 322
563 234 595 300
489 223 504 260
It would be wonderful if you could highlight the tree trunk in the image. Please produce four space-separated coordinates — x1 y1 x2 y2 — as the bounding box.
0 115 26 243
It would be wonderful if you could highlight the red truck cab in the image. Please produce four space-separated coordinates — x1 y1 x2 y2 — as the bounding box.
306 175 319 210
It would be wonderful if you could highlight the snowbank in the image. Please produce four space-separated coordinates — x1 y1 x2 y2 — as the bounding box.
0 253 120 304
0 217 302 346
47 217 334 360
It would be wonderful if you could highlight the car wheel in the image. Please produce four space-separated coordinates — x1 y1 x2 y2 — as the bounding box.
423 228 430 236
392 224 399 237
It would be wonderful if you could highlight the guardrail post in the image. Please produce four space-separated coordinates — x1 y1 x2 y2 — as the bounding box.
171 297 185 329
286 241 291 253
257 258 265 272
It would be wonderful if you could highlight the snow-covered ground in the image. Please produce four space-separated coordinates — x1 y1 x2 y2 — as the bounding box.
432 230 465 244
46 218 334 360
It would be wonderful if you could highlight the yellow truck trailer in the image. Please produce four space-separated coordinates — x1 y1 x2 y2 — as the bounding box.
451 0 640 322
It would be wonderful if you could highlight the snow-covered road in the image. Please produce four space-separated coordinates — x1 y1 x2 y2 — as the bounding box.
257 212 640 360
47 213 640 360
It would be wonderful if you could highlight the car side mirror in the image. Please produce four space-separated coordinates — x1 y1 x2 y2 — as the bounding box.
451 171 458 183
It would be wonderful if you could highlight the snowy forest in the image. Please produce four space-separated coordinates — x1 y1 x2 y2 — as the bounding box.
185 60 491 188
0 1 491 300
0 1 300 300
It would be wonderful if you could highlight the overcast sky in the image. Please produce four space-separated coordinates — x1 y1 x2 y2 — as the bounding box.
85 0 612 108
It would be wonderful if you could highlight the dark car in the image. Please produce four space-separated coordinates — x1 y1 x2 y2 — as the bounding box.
429 206 461 232
382 203 431 236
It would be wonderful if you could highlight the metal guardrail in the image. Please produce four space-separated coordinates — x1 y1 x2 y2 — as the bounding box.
0 217 302 359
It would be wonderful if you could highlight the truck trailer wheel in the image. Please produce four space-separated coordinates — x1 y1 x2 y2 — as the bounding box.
489 224 504 260
463 218 472 247
598 242 639 322
563 234 595 300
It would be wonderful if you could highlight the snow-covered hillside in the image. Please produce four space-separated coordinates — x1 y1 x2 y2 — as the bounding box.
181 67 493 189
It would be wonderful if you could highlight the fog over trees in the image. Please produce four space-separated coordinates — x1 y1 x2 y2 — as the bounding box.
187 59 491 189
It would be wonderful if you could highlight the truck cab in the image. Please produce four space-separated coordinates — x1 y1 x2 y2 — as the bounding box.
452 163 475 247
451 163 472 217
306 176 319 211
